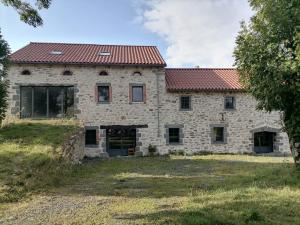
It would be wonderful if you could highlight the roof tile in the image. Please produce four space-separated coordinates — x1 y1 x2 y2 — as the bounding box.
165 68 242 91
10 42 166 66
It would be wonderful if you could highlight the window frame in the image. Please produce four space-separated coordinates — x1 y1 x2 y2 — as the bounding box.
165 124 184 145
210 124 227 144
20 85 75 119
224 96 236 110
85 126 99 147
97 84 111 104
180 95 192 111
130 84 146 103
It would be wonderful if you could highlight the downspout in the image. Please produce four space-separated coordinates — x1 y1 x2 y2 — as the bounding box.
156 71 160 138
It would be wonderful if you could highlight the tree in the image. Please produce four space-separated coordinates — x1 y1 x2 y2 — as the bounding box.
0 0 51 121
0 30 10 121
234 0 300 165
1 0 52 27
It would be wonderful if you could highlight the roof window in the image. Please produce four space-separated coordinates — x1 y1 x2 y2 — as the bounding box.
50 50 63 55
99 51 111 56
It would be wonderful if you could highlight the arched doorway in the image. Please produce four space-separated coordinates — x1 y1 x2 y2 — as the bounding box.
254 131 275 153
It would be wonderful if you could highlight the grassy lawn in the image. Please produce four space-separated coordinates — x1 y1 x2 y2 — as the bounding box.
1 121 300 225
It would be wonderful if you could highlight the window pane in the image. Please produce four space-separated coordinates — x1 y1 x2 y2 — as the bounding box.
98 86 109 102
213 127 224 142
48 87 63 118
33 87 47 117
181 96 190 109
132 86 143 102
225 97 234 109
85 130 97 145
169 128 180 143
64 87 74 117
20 87 32 118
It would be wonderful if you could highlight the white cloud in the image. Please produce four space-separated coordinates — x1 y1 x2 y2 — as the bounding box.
135 0 253 67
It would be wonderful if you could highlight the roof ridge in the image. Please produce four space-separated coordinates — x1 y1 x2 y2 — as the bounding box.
166 67 236 70
29 42 158 48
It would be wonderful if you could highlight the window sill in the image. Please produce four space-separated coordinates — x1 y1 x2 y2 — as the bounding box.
85 144 99 148
224 108 236 111
179 108 192 111
130 102 146 104
97 102 111 104
167 143 183 146
212 141 226 145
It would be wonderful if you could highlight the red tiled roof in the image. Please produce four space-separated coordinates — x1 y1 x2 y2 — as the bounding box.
10 42 166 66
165 68 243 91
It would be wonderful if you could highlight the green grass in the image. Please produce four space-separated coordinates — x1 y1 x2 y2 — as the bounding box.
0 120 300 224
0 119 81 203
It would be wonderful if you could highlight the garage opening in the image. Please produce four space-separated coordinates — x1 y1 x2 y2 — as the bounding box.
254 131 275 153
106 128 136 157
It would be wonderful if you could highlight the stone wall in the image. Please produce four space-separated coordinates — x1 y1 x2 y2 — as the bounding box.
62 127 85 164
7 64 290 157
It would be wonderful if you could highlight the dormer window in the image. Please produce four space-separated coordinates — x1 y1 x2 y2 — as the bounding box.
50 50 63 55
62 70 73 76
99 51 111 56
99 71 109 76
21 70 31 75
132 71 142 76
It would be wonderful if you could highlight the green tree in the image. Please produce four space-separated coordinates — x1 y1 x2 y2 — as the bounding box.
0 30 10 121
1 0 51 27
234 0 300 165
0 0 51 121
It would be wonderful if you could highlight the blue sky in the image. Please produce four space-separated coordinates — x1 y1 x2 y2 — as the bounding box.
0 0 252 67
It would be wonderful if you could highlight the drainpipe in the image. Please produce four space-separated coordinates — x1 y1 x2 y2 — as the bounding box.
156 70 160 138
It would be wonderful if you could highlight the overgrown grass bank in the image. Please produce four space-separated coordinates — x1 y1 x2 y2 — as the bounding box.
0 120 300 224
0 119 81 203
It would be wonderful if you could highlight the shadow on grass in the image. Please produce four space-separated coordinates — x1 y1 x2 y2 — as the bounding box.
112 195 300 225
62 156 300 199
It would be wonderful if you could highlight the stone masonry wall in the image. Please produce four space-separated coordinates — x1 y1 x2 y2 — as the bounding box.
7 64 164 157
62 127 85 164
7 64 290 156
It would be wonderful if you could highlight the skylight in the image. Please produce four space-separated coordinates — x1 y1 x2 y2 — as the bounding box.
99 51 111 56
50 50 63 55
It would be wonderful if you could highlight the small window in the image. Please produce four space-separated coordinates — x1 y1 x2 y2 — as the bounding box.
50 50 63 55
99 51 111 56
169 128 180 144
62 70 73 76
224 96 235 109
132 71 142 76
212 127 225 143
98 85 110 103
21 70 31 75
132 86 144 102
180 96 191 110
99 71 108 76
85 129 97 145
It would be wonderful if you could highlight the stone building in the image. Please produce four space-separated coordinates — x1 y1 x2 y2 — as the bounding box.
7 42 290 157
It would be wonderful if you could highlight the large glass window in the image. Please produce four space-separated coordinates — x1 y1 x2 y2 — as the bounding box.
49 87 63 117
33 87 47 117
20 87 32 118
132 86 144 102
20 86 74 118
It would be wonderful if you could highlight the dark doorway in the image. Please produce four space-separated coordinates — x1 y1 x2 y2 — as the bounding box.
254 132 275 153
106 128 136 157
